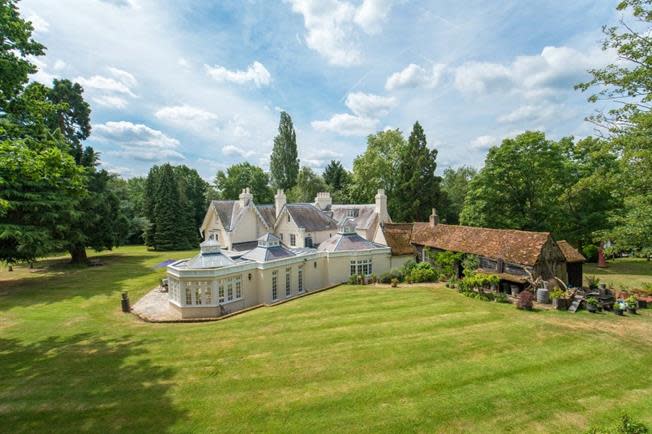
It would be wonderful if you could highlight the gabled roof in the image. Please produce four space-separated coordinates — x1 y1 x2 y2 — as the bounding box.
557 240 586 263
317 231 388 252
331 204 378 230
381 223 416 256
256 205 276 228
411 223 553 266
283 203 338 232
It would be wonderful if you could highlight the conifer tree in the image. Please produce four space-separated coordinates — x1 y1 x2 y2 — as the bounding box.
270 111 299 190
153 164 189 250
393 121 442 222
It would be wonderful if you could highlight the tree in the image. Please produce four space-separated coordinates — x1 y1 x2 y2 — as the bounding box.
393 121 443 222
46 79 92 164
269 111 299 190
0 0 45 109
576 0 652 129
323 160 349 191
152 164 192 250
215 162 273 203
349 129 404 205
460 131 571 233
441 166 477 224
288 166 328 202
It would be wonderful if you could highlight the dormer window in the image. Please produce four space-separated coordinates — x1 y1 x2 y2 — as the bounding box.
257 233 280 248
346 209 359 218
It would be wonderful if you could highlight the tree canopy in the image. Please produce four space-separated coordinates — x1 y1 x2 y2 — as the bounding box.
270 111 299 191
215 162 273 203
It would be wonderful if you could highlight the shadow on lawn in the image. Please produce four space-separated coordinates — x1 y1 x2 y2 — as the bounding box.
0 254 157 311
0 333 185 432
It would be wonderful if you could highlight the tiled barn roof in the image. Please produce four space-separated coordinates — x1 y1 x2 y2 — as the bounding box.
556 240 586 263
381 223 416 256
411 223 553 266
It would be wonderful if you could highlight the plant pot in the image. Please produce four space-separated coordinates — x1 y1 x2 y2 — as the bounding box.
614 308 624 316
627 307 637 314
510 285 519 297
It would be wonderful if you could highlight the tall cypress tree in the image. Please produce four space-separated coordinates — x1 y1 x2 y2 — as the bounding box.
153 164 189 250
394 121 443 222
270 111 299 190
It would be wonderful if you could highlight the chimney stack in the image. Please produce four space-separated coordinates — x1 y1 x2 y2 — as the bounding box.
314 191 332 210
375 189 388 221
429 208 439 227
239 187 253 207
274 189 286 218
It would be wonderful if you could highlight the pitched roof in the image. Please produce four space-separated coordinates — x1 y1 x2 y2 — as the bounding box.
256 205 276 228
411 223 552 266
285 204 338 232
331 205 378 230
557 240 586 263
317 232 388 252
381 223 416 256
241 243 296 262
211 200 238 230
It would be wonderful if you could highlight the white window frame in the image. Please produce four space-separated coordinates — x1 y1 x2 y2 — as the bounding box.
272 271 278 301
290 234 296 246
285 268 291 297
298 267 304 293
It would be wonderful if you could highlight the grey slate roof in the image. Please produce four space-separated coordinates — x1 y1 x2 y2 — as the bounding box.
210 200 239 231
317 232 388 252
241 244 296 262
256 205 277 228
331 205 378 230
285 204 338 232
184 240 237 268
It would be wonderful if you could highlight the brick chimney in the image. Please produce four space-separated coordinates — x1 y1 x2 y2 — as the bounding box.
429 208 439 227
314 191 332 210
274 189 286 218
239 187 253 207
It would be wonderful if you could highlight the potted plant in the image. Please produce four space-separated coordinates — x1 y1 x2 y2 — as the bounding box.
586 297 599 313
550 288 568 310
586 275 600 290
614 300 625 316
626 295 638 314
390 278 399 288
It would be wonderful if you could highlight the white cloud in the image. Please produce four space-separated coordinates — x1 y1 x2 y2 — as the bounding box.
53 59 66 71
155 105 218 123
385 63 446 91
454 45 610 97
205 61 271 87
303 148 344 170
94 121 184 161
93 95 128 109
311 113 378 136
75 75 135 96
107 66 137 88
470 135 497 151
354 0 395 34
287 0 395 66
27 12 49 33
30 58 57 84
222 144 257 158
345 92 396 117
498 104 552 124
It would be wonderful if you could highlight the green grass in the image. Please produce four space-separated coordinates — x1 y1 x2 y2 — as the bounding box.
1 246 652 433
585 257 652 290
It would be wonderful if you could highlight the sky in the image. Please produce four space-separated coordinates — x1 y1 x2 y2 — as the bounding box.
21 0 621 180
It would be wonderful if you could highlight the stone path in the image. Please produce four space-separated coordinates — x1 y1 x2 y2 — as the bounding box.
131 287 182 322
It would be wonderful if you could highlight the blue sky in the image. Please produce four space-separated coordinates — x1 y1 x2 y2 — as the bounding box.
21 0 619 179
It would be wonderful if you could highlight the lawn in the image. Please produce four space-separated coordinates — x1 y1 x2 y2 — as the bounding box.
1 246 652 433
585 257 652 290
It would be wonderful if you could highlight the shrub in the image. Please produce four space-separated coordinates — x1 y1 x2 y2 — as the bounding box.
550 288 566 300
586 275 600 290
390 278 398 288
461 254 480 276
347 275 358 285
582 244 599 263
586 413 649 434
495 293 510 303
517 290 534 310
370 273 377 284
379 272 392 284
430 251 463 279
401 259 417 277
626 295 638 309
409 262 439 283
460 273 500 291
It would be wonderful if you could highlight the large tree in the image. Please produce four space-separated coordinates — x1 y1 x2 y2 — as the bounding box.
288 166 328 203
460 131 571 233
215 162 273 203
152 164 191 250
322 160 351 203
393 121 443 222
576 0 652 129
441 166 477 224
349 129 404 206
269 111 299 190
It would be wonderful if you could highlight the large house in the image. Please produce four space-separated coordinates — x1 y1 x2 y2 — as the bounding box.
199 188 391 251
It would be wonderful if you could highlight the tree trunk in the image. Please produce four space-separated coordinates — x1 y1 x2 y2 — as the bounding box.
69 245 89 265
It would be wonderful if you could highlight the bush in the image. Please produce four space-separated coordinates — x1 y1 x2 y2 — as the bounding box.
495 293 510 303
431 251 463 279
517 290 534 310
401 259 417 277
461 254 480 276
460 273 500 291
550 288 566 300
390 278 398 288
586 275 600 290
409 262 439 283
347 275 358 285
586 413 648 434
379 272 392 284
582 244 599 263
